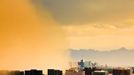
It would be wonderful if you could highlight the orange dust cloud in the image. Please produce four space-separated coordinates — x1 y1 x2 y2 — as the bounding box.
0 0 70 70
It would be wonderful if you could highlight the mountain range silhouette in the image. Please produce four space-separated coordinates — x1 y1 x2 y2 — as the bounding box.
70 47 134 67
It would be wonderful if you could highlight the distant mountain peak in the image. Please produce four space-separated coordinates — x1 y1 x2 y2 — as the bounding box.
118 47 128 50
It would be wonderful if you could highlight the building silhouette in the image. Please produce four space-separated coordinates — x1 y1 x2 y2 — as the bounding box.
78 59 84 70
10 71 24 75
48 69 62 75
0 70 10 75
0 70 24 75
113 69 132 75
25 69 43 75
83 67 100 75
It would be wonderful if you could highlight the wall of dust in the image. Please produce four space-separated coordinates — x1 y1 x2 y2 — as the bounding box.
0 0 70 70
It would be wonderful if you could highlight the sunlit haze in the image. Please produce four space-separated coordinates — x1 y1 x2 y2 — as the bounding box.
0 0 70 70
0 0 134 70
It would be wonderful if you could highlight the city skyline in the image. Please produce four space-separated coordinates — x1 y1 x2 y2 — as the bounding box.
0 60 134 75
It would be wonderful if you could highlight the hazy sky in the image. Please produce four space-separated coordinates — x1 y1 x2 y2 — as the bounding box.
0 0 134 70
33 0 134 50
0 0 70 70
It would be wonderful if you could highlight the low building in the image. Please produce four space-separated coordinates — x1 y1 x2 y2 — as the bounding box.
93 71 108 75
48 69 62 75
65 69 85 75
10 71 24 75
0 70 10 75
113 68 132 75
25 69 43 75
